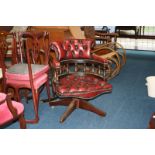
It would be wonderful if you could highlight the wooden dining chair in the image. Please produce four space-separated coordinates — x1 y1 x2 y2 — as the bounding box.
0 92 26 129
1 31 51 124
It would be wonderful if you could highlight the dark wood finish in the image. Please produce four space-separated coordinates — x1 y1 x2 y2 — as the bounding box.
47 40 112 123
149 113 155 129
0 31 51 124
80 26 126 79
0 36 7 92
114 26 146 39
53 59 111 82
0 26 13 32
115 26 139 36
0 32 18 65
19 31 51 124
0 93 26 129
0 79 2 91
50 98 106 123
91 46 121 79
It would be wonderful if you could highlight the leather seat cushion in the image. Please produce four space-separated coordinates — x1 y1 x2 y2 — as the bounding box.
54 74 112 99
6 63 49 80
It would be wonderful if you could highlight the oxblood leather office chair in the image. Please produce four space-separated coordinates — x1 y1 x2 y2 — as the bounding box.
49 39 112 123
0 93 26 129
1 31 51 124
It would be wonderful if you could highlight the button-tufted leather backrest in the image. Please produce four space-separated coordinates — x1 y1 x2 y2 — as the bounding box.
51 39 94 61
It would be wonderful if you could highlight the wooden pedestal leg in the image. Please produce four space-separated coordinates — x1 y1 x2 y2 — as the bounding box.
50 98 106 123
60 99 77 123
79 99 106 116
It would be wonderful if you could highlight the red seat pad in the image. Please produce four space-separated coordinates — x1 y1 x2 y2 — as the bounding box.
54 74 112 99
5 64 49 80
6 73 48 89
0 93 24 125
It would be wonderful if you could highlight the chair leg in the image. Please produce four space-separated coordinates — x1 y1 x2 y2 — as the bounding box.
26 89 39 124
23 89 31 104
45 80 51 102
50 98 106 123
19 113 26 129
79 99 106 116
149 113 155 129
49 98 73 106
60 99 77 123
108 56 121 79
0 79 5 92
14 88 20 102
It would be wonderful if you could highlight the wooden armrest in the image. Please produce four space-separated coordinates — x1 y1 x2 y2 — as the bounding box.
0 93 18 118
91 45 116 54
0 98 6 105
95 32 118 37
6 93 18 118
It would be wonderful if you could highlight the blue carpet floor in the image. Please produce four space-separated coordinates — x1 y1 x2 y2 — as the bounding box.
6 50 155 129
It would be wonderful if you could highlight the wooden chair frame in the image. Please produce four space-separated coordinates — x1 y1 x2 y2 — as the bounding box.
0 93 26 129
50 58 111 123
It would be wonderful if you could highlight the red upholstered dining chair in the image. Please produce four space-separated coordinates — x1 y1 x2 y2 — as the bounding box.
1 31 51 124
49 39 112 123
0 92 26 129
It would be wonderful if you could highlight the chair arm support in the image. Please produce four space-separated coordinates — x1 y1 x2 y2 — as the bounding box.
91 46 115 64
0 93 18 118
92 54 111 65
6 93 18 118
50 41 65 61
95 32 118 37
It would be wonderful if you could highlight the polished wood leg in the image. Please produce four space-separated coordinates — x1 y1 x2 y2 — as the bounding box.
26 89 39 124
149 113 155 129
49 98 73 106
45 81 51 102
19 113 26 129
60 99 77 123
14 88 20 102
79 99 106 116
26 117 39 124
50 98 106 123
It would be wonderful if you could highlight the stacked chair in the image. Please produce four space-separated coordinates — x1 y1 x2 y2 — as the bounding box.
1 28 116 126
0 31 51 124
